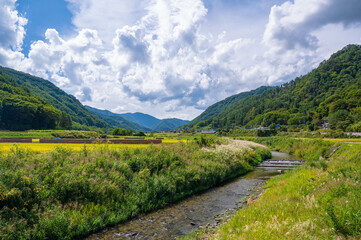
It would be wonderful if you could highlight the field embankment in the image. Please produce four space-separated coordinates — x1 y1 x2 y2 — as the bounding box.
0 138 270 239
198 137 361 239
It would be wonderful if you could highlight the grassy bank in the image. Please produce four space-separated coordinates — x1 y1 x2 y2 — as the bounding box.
200 137 361 239
0 139 270 239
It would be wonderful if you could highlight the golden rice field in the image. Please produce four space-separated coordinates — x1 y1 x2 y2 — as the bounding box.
161 138 188 144
0 139 187 153
0 143 148 153
324 138 361 143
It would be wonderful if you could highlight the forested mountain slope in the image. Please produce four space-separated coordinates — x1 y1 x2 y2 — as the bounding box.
188 45 361 131
185 86 271 129
0 71 71 130
0 66 109 129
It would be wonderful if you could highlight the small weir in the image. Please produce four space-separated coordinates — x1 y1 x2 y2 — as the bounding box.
258 151 304 168
258 160 304 168
85 151 303 240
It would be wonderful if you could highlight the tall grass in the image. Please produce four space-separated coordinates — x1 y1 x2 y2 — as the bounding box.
203 138 361 240
0 140 270 239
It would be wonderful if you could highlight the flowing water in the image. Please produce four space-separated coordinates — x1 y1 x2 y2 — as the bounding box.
86 151 299 240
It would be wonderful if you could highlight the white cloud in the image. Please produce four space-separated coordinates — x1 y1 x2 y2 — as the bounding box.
66 0 148 44
1 0 361 120
0 0 27 50
264 0 361 52
0 0 27 67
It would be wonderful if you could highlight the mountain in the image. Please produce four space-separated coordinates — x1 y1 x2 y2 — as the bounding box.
119 112 160 129
86 106 190 131
187 44 361 132
0 66 110 129
85 106 150 132
185 86 272 129
0 70 71 130
152 118 190 131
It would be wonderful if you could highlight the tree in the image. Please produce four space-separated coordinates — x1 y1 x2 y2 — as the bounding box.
112 128 133 136
329 110 352 131
134 131 146 136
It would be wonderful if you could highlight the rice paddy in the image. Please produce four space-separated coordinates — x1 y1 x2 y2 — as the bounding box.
0 138 186 153
323 138 361 143
0 143 150 153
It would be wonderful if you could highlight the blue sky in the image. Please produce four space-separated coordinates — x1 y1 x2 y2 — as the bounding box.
17 0 74 55
1 0 361 119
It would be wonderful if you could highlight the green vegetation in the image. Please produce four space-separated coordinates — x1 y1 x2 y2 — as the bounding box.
111 128 133 136
185 86 271 129
0 130 101 139
195 137 361 239
185 45 361 132
0 139 270 239
0 66 110 130
0 130 54 139
0 71 71 131
133 131 146 136
50 131 100 139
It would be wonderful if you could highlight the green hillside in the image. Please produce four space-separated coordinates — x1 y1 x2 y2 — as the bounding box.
188 44 361 131
185 86 271 129
0 71 71 130
0 66 109 129
85 106 150 132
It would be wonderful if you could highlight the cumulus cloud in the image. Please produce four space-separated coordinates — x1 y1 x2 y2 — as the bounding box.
66 0 148 44
1 0 361 119
0 0 27 50
264 0 361 52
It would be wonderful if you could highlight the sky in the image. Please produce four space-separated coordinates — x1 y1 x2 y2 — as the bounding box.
0 0 361 120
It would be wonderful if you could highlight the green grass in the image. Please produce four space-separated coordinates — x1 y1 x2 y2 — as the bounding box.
0 130 101 139
0 130 54 139
193 137 361 240
0 138 270 239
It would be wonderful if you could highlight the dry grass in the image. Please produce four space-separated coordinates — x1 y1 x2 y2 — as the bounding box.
205 139 268 153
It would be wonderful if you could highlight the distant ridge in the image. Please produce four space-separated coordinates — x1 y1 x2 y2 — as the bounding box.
86 106 190 131
85 106 150 132
119 112 160 129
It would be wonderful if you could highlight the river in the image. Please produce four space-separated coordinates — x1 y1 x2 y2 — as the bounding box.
85 151 299 240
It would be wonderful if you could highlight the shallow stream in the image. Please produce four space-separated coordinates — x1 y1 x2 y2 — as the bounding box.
86 151 299 240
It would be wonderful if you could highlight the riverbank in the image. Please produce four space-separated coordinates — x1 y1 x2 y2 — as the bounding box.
0 138 270 239
194 137 361 239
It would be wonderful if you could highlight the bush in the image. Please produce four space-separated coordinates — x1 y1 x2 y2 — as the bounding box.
51 131 99 139
133 131 146 136
111 128 133 136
